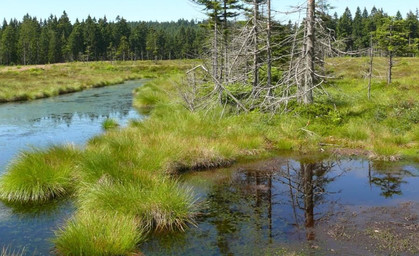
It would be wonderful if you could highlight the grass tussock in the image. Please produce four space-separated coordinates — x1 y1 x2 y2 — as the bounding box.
102 118 120 130
54 212 143 256
0 145 81 203
77 177 197 231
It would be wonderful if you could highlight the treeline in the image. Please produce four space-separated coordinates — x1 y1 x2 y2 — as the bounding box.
327 6 419 52
0 12 206 65
1 6 419 66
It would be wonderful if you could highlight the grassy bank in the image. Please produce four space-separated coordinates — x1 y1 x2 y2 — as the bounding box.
132 57 418 162
0 60 194 103
0 57 418 255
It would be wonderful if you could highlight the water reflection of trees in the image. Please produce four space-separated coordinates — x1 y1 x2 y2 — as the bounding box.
8 87 136 126
201 158 342 254
277 160 340 241
31 109 132 127
141 159 418 255
368 162 415 198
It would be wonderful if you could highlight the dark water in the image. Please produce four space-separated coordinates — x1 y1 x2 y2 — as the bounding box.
0 80 143 254
141 157 419 256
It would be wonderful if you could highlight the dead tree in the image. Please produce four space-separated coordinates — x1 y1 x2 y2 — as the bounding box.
368 34 374 100
266 0 272 93
184 0 358 114
252 0 260 89
302 0 315 104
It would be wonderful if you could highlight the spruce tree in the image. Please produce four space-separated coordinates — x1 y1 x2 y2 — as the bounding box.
337 7 353 51
376 17 409 84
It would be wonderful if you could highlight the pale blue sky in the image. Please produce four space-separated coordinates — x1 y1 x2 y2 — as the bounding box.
0 0 418 23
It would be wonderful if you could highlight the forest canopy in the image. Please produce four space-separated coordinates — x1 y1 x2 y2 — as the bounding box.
0 6 418 65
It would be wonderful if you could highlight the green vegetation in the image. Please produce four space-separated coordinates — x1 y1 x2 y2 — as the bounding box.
323 57 418 160
0 145 81 203
54 212 143 256
0 14 204 66
0 60 193 102
102 118 120 130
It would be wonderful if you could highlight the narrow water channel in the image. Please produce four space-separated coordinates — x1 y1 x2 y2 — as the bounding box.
0 80 144 254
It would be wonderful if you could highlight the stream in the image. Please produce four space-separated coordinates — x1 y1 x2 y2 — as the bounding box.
0 80 143 254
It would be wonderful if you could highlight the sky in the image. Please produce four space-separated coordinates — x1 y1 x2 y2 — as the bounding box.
0 0 418 23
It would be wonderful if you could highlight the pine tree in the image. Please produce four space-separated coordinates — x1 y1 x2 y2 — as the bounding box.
18 15 40 65
353 7 367 51
58 11 73 61
67 20 84 61
83 16 100 61
337 7 353 51
98 17 110 60
146 28 158 61
376 17 409 84
395 11 403 21
192 0 222 79
113 16 131 48
39 22 50 64
0 20 18 65
405 11 419 48
117 35 129 61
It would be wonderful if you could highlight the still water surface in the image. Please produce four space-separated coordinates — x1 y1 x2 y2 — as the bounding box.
0 80 143 254
141 157 419 255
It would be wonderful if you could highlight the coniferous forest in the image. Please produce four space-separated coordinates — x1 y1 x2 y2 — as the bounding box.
1 7 419 66
0 12 207 65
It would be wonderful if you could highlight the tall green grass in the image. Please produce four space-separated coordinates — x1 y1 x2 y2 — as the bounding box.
54 212 143 256
0 145 81 202
102 118 120 130
77 177 197 231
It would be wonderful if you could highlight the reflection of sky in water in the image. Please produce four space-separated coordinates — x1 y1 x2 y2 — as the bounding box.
140 158 419 256
0 80 143 254
0 80 143 174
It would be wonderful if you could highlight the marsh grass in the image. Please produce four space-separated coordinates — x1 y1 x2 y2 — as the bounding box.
77 177 197 231
102 118 120 130
0 145 81 203
0 60 194 103
54 212 143 256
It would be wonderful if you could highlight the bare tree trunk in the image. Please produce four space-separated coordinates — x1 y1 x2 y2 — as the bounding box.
388 51 393 84
222 0 228 83
213 21 219 80
302 163 315 241
267 0 272 94
303 0 315 104
268 172 273 241
368 35 373 99
253 0 259 88
388 24 393 85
